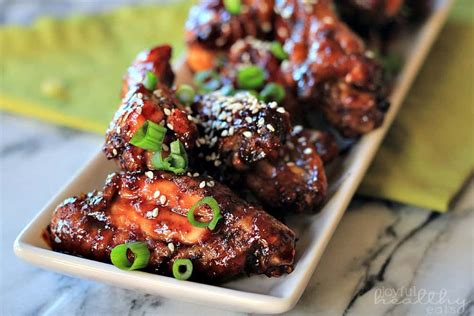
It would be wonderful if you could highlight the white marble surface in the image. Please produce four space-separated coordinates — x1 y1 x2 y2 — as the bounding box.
1 114 473 316
1 1 473 315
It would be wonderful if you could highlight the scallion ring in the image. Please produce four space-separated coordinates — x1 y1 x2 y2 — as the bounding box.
143 71 158 91
223 0 241 15
260 83 286 103
176 84 196 106
151 140 188 174
187 196 222 230
270 41 288 60
172 259 193 280
236 65 265 90
130 120 167 151
194 70 221 93
110 241 150 271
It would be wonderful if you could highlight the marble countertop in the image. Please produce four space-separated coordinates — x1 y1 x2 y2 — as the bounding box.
1 1 473 315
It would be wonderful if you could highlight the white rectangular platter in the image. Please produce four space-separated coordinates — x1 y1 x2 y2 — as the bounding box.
14 0 454 313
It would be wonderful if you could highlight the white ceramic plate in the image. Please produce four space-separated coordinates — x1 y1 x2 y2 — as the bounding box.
14 1 454 313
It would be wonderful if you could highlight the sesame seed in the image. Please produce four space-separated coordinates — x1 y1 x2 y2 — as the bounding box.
199 181 206 188
245 117 252 124
112 148 118 156
168 243 175 253
304 148 313 155
54 236 61 243
214 160 222 167
258 118 265 126
164 108 171 116
166 123 174 130
229 127 235 135
160 195 167 205
153 191 161 198
193 172 200 177
293 125 303 134
267 124 275 132
221 130 228 137
152 208 159 217
207 180 215 187
243 131 252 138
298 137 306 143
145 171 154 179
276 107 286 113
162 144 169 152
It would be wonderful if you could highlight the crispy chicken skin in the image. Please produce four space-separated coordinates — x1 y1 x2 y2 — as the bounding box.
192 92 291 171
49 171 296 282
104 84 198 172
186 0 388 137
245 127 328 213
121 45 175 98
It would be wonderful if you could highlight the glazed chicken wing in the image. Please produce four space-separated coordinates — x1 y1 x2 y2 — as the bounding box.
104 83 199 172
245 126 328 213
121 45 175 98
186 0 389 137
49 171 296 282
192 92 291 171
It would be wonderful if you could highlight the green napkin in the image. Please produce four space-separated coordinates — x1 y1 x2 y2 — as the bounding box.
0 1 194 133
0 1 472 211
358 1 474 211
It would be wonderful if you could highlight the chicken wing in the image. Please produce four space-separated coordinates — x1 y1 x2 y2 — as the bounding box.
121 45 175 98
104 83 199 172
244 126 328 213
192 91 291 171
49 171 296 283
186 0 389 137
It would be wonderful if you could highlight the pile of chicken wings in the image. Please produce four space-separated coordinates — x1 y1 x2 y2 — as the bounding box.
48 0 428 283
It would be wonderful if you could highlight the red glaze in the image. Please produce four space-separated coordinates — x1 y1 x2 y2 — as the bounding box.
49 171 296 283
121 45 175 98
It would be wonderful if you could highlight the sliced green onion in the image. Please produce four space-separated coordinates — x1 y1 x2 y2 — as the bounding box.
143 71 158 91
130 120 167 151
187 196 222 230
151 140 188 174
110 241 150 271
172 259 193 280
270 41 288 60
194 70 221 93
237 65 265 90
223 0 241 15
260 83 286 103
176 84 196 106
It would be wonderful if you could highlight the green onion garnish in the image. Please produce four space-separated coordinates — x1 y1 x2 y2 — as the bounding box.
270 41 288 60
236 65 265 90
187 196 222 230
172 259 193 280
176 84 196 106
194 70 221 93
151 140 188 174
110 241 150 271
143 71 158 91
130 120 167 151
260 83 286 103
223 0 241 15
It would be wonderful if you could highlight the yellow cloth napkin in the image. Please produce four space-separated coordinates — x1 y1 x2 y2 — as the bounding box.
0 1 472 211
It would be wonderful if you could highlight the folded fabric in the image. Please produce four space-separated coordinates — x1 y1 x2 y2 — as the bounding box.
0 0 472 211
0 1 193 133
358 2 474 211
